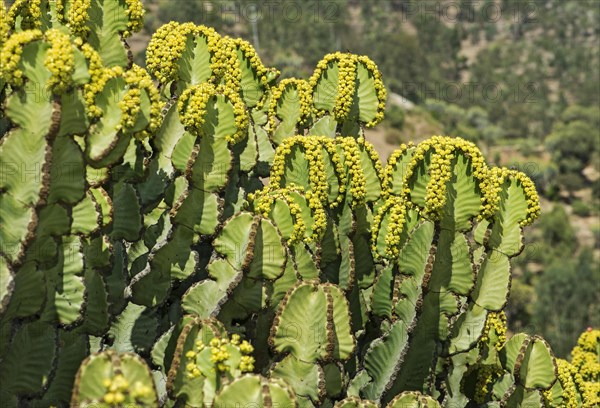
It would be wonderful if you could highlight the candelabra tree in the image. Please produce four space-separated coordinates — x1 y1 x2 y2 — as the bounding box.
0 1 596 407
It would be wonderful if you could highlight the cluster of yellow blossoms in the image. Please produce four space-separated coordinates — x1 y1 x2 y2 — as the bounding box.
76 41 160 138
473 364 503 404
225 38 273 94
416 137 488 220
7 0 41 30
251 187 306 244
146 22 222 85
75 38 106 117
0 29 42 86
541 329 599 407
101 373 153 406
178 83 248 144
335 54 357 120
308 52 386 127
509 170 541 226
87 65 125 118
268 78 313 133
358 136 384 179
356 55 387 127
178 82 214 134
309 52 356 121
0 3 9 46
44 29 74 93
371 195 408 259
423 148 455 220
479 311 507 351
250 186 327 245
547 359 588 407
184 334 255 379
373 137 541 260
487 167 541 226
123 0 145 37
220 85 250 144
54 0 65 23
381 142 415 198
338 137 367 207
270 136 347 209
120 64 163 138
571 328 600 382
68 0 91 36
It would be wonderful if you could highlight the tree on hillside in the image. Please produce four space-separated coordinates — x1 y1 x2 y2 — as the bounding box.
545 105 600 194
533 248 600 357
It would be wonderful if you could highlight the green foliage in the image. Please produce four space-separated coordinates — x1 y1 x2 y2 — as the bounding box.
537 205 577 254
534 249 600 358
0 2 591 407
384 105 405 130
572 200 592 217
545 105 600 192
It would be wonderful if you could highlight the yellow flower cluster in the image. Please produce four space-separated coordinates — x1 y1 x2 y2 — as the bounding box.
0 3 9 46
270 136 347 209
252 187 307 244
225 37 271 90
178 82 248 144
571 329 599 383
220 84 249 144
101 373 153 406
54 0 65 23
184 334 255 379
146 22 222 85
309 52 356 121
44 29 74 94
374 136 501 258
389 137 490 220
510 170 541 226
0 29 43 87
67 0 91 36
184 339 205 379
75 39 107 118
118 64 162 138
83 65 124 118
357 136 384 180
209 337 231 373
555 359 584 408
178 82 214 133
337 137 367 207
473 364 502 404
129 381 154 401
250 186 326 244
238 337 255 372
423 148 455 220
322 138 348 207
479 311 507 351
123 0 145 37
479 167 506 220
335 54 357 120
308 53 386 126
134 66 162 138
8 0 41 30
219 37 243 91
102 374 128 405
486 167 541 226
239 355 255 373
381 142 415 198
268 78 313 133
357 55 387 127
371 195 408 259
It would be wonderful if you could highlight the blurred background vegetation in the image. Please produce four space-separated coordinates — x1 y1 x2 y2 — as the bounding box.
133 0 599 358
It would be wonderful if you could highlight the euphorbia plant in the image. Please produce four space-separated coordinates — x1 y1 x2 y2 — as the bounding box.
0 1 596 407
